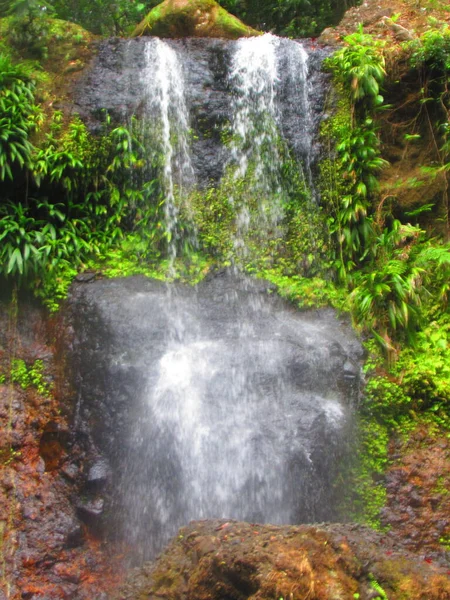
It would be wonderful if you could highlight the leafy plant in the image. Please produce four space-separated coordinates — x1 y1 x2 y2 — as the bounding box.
0 0 55 58
409 24 450 73
323 32 388 280
10 358 51 396
368 574 389 600
326 27 386 111
351 222 450 351
0 53 39 181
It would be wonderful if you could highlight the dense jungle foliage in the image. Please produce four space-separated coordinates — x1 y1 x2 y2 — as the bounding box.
0 0 449 529
0 0 360 37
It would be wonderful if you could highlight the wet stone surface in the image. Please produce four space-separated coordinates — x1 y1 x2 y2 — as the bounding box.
68 271 364 560
116 519 450 600
73 37 330 187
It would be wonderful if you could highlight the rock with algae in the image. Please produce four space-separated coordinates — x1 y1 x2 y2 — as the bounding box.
132 0 260 39
116 519 450 600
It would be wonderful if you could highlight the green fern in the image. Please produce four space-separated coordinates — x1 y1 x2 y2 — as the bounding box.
368 573 389 599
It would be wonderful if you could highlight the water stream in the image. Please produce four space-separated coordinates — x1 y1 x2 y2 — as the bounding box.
139 38 195 269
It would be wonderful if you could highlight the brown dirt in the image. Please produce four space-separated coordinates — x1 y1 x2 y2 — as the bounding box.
319 0 450 46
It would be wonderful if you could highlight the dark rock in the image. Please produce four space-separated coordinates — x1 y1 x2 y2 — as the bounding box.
409 490 423 508
74 272 97 283
65 526 84 549
53 562 82 584
87 458 111 489
77 498 104 521
73 38 330 188
61 463 79 482
58 583 79 599
430 496 441 510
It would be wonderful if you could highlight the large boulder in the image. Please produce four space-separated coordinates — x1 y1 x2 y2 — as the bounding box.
117 520 450 600
132 0 260 39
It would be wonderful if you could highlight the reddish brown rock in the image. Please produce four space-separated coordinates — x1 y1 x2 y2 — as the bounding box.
117 520 450 600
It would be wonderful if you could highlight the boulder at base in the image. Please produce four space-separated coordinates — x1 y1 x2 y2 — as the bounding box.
117 520 450 600
132 0 260 39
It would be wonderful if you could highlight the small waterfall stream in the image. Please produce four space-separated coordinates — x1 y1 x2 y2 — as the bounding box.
227 34 317 257
228 34 283 256
71 35 359 563
139 39 195 268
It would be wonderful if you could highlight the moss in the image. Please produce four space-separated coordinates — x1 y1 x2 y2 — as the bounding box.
132 0 260 39
0 16 94 112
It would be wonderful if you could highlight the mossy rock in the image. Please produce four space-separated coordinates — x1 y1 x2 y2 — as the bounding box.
132 0 261 39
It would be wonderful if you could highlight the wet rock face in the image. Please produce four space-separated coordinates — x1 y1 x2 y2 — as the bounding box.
0 300 124 600
73 37 330 186
117 519 450 600
68 271 363 560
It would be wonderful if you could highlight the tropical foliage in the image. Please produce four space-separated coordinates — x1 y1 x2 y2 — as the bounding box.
1 0 361 37
323 29 387 278
0 54 39 180
220 0 360 38
0 53 169 306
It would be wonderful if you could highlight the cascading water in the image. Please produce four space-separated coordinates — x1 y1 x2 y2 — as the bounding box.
278 39 316 199
72 275 362 562
227 34 318 259
71 35 357 564
139 38 195 268
229 35 282 228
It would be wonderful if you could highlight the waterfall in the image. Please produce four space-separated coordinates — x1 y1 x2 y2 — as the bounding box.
72 274 362 562
77 35 325 265
227 34 317 260
140 38 195 269
72 36 343 563
229 34 282 215
279 39 316 199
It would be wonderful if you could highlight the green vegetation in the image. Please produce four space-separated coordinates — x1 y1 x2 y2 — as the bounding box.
322 25 450 529
10 358 51 396
368 574 389 600
0 61 198 308
0 54 39 180
1 2 450 539
324 28 388 279
0 0 361 38
220 0 361 38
